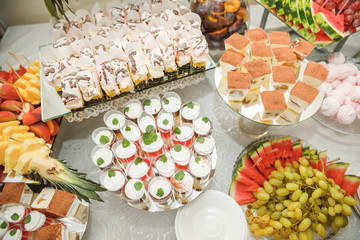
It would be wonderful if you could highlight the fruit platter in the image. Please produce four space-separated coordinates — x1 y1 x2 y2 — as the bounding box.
0 182 89 239
90 92 217 211
229 135 360 239
256 0 360 47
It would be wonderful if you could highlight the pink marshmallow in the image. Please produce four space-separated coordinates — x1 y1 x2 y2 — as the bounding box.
336 105 356 125
356 71 360 86
328 52 346 65
324 83 333 97
350 86 360 103
344 63 358 76
328 90 345 105
330 80 341 88
320 97 340 117
356 105 360 119
344 75 357 86
345 96 359 109
335 82 353 96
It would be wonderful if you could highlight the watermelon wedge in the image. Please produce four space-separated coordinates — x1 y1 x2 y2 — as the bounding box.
340 175 360 196
235 154 267 186
262 141 276 165
293 140 302 160
256 144 271 168
283 0 293 22
229 186 257 205
297 0 310 29
313 30 333 46
304 0 320 33
230 179 259 192
233 171 260 187
247 146 267 175
309 155 320 170
268 0 276 8
326 162 349 186
302 146 310 159
318 150 327 172
289 0 301 25
275 0 285 16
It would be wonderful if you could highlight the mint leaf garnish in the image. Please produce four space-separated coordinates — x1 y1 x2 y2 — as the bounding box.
108 169 115 178
163 119 169 125
134 181 142 191
122 139 130 148
135 157 142 165
125 126 131 131
112 118 119 125
202 117 209 123
143 132 158 145
174 144 182 152
195 157 201 163
156 188 164 197
11 213 19 221
124 107 129 113
0 222 7 229
197 137 205 144
97 157 105 166
173 127 181 135
145 125 155 133
187 102 194 109
24 215 31 224
144 99 151 106
164 98 169 105
175 171 185 180
100 135 109 144
10 229 17 236
159 155 167 163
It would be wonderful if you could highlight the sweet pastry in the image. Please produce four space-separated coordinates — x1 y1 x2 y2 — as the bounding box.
31 188 56 212
194 136 216 156
250 42 273 66
259 90 287 121
37 223 66 240
219 49 245 75
224 33 251 54
76 67 103 103
174 33 192 77
126 48 149 90
61 71 84 110
269 31 290 48
271 65 296 92
303 62 329 88
227 71 251 101
46 189 77 218
290 37 315 60
0 183 33 205
189 31 208 73
170 170 194 204
181 102 201 123
243 59 271 89
288 81 319 113
155 154 176 178
100 168 126 191
276 108 301 125
189 155 212 190
148 176 174 208
245 28 268 43
242 88 261 106
336 105 356 125
272 47 298 67
146 45 165 85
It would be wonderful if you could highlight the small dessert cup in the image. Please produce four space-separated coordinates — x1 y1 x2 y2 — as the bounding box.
139 134 165 163
103 110 126 132
122 179 150 210
126 157 153 184
170 144 192 170
194 136 216 157
148 176 174 210
155 154 176 179
91 127 116 148
123 99 143 123
180 101 200 123
100 167 126 193
0 204 29 224
0 220 9 238
112 139 137 167
91 146 114 169
120 120 141 144
170 170 194 204
143 95 162 118
22 210 50 232
189 154 212 191
3 227 34 240
192 116 213 137
172 123 195 149
161 92 182 126
137 112 157 134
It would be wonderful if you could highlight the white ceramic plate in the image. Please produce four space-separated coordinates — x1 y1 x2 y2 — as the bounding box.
175 190 248 240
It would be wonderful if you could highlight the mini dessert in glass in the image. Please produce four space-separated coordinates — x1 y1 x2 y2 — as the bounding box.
189 154 212 191
162 92 182 126
120 120 141 143
148 176 174 209
172 123 195 148
126 157 153 183
22 211 48 232
91 146 114 169
155 154 176 179
122 178 150 210
143 95 162 117
180 102 200 123
123 99 143 123
100 167 126 192
0 220 9 238
103 110 126 132
137 112 156 134
170 144 192 170
193 116 213 137
112 139 137 166
3 227 26 240
139 133 164 163
157 110 174 149
170 170 194 204
0 204 29 224
194 136 216 157
91 127 116 148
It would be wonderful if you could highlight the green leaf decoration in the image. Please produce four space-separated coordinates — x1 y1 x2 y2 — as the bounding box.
24 215 31 224
187 102 194 109
0 222 7 229
145 125 155 133
159 155 167 163
173 127 181 135
44 0 59 19
174 144 182 152
112 118 119 125
11 213 19 221
108 169 115 178
175 171 185 181
144 99 151 106
125 126 131 131
195 157 201 163
164 98 169 105
122 139 130 148
96 157 105 166
197 137 205 144
202 117 209 123
135 157 143 165
156 188 164 197
143 132 158 145
10 229 17 236
162 119 169 125
134 181 143 191
124 107 129 113
99 135 109 145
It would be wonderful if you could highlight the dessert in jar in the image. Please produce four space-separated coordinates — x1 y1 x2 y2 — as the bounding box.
143 95 162 117
126 157 153 183
122 179 150 210
91 146 114 169
0 204 29 224
123 99 143 123
189 154 212 190
157 110 174 149
162 92 182 126
155 154 176 179
139 133 165 163
172 123 195 148
3 227 25 240
91 127 116 148
103 110 126 132
180 101 200 123
194 136 216 156
170 170 194 204
137 112 157 134
120 120 141 145
148 176 174 209
22 211 48 231
170 144 192 170
100 167 126 192
0 220 9 238
112 139 137 166
192 116 213 137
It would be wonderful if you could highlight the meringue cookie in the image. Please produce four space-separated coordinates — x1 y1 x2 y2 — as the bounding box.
328 90 345 105
330 80 341 88
356 71 360 85
345 75 357 86
326 67 338 82
324 83 333 97
320 97 340 117
344 63 358 76
336 64 351 80
350 86 360 103
336 105 356 125
356 105 360 119
344 96 359 109
335 82 352 96
328 52 345 65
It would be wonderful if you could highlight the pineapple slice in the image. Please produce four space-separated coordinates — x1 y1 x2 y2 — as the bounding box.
9 132 36 143
29 79 40 90
0 141 9 165
18 88 34 103
14 79 31 89
21 72 37 80
3 126 30 138
25 86 41 101
4 144 21 173
21 138 46 153
0 121 20 135
13 146 51 175
26 66 38 74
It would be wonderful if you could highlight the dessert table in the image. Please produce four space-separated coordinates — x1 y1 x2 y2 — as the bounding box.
1 6 360 239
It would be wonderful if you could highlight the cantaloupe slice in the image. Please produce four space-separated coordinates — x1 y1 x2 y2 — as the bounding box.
4 144 21 173
3 126 29 138
0 121 20 135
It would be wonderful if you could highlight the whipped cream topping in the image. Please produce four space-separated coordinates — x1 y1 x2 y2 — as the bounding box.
127 51 149 81
163 96 181 113
94 44 107 56
2 205 26 223
193 117 211 135
157 112 174 130
194 137 216 155
115 141 137 159
95 130 114 146
190 35 208 64
124 179 145 200
76 68 102 102
141 134 164 152
111 58 133 89
125 102 142 119
127 159 150 178
53 37 68 48
170 145 191 163
122 124 141 141
141 12 154 24
189 156 211 178
80 47 95 63
3 228 22 240
103 169 125 191
24 211 46 231
185 19 201 30
156 157 175 176
43 61 60 86
93 147 113 167
181 103 200 121
171 171 194 192
147 47 165 78
109 39 122 51
61 73 83 109
106 113 126 130
144 98 161 115
98 60 120 95
175 125 194 141
109 7 126 18
175 37 191 57
160 44 177 71
93 11 106 25
149 178 172 199
139 115 156 133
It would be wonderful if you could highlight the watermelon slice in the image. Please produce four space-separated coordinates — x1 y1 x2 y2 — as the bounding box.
230 179 259 192
304 0 320 33
262 141 276 165
235 154 267 186
340 175 360 196
293 140 302 160
309 154 320 170
297 0 310 29
289 0 301 25
229 186 257 205
302 146 310 159
233 171 260 187
247 146 267 175
264 166 276 179
283 0 293 22
275 0 285 16
313 30 333 46
318 150 327 173
326 162 349 186
268 0 276 8
256 144 271 168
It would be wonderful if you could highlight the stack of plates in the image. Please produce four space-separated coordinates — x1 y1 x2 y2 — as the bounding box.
354 187 360 216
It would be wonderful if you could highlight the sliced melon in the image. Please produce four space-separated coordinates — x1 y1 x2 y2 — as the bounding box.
9 132 36 143
248 146 267 175
13 146 51 175
318 150 327 173
233 171 260 187
340 175 360 196
230 179 259 192
268 0 276 8
275 0 285 16
298 0 310 29
304 0 320 33
326 162 349 186
289 0 301 25
314 12 344 42
229 184 257 205
21 138 46 153
313 30 333 47
235 154 267 186
283 0 293 22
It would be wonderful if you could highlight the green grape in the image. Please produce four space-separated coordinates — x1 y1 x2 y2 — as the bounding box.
311 222 317 231
342 204 353 216
309 213 317 222
277 166 285 173
270 178 283 187
315 171 326 180
328 197 336 207
306 228 314 240
261 214 270 224
257 187 266 193
264 181 274 194
328 206 336 216
288 202 301 211
258 206 268 216
299 157 309 166
276 188 290 196
275 202 285 211
271 211 282 220
280 217 292 228
254 229 265 237
311 188 323 199
317 213 327 224
307 168 314 177
316 223 326 238
299 166 308 177
334 214 344 227
263 226 275 235
331 221 340 233
265 210 272 216
334 204 342 213
248 215 255 223
298 218 311 231
299 231 308 240
308 197 315 204
299 193 309 204
315 198 322 206
289 233 299 240
293 173 301 181
256 199 268 205
282 209 288 217
334 184 341 190
287 211 295 218
273 230 282 240
313 206 321 213
286 183 299 191
257 192 270 200
252 202 260 209
342 215 348 228
318 180 328 190
274 159 282 168
291 189 302 201
344 196 358 206
249 223 260 231
283 199 292 207
321 207 328 215
305 178 314 186
292 161 299 169
271 170 284 180
295 208 303 221
268 202 276 212
312 176 319 183
270 219 283 229
331 192 344 200
285 164 292 171
284 172 295 180
329 187 337 194
253 192 258 198
276 195 287 201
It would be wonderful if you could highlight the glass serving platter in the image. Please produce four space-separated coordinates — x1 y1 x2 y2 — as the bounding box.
313 112 360 136
39 44 216 122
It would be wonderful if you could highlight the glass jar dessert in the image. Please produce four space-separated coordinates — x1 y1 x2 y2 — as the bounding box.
172 123 195 148
120 120 141 146
157 110 174 149
162 92 182 126
193 116 213 137
139 133 165 164
103 109 126 132
91 127 116 148
123 99 143 123
170 144 192 170
0 204 29 224
143 95 162 118
112 139 137 167
194 136 216 157
148 176 174 210
189 154 212 191
137 112 157 134
100 167 126 192
91 146 114 169
155 154 176 179
180 101 200 123
126 157 153 184
122 179 150 210
170 170 194 204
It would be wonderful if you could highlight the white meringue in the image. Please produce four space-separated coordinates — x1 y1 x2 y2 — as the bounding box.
336 105 356 125
320 97 340 117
